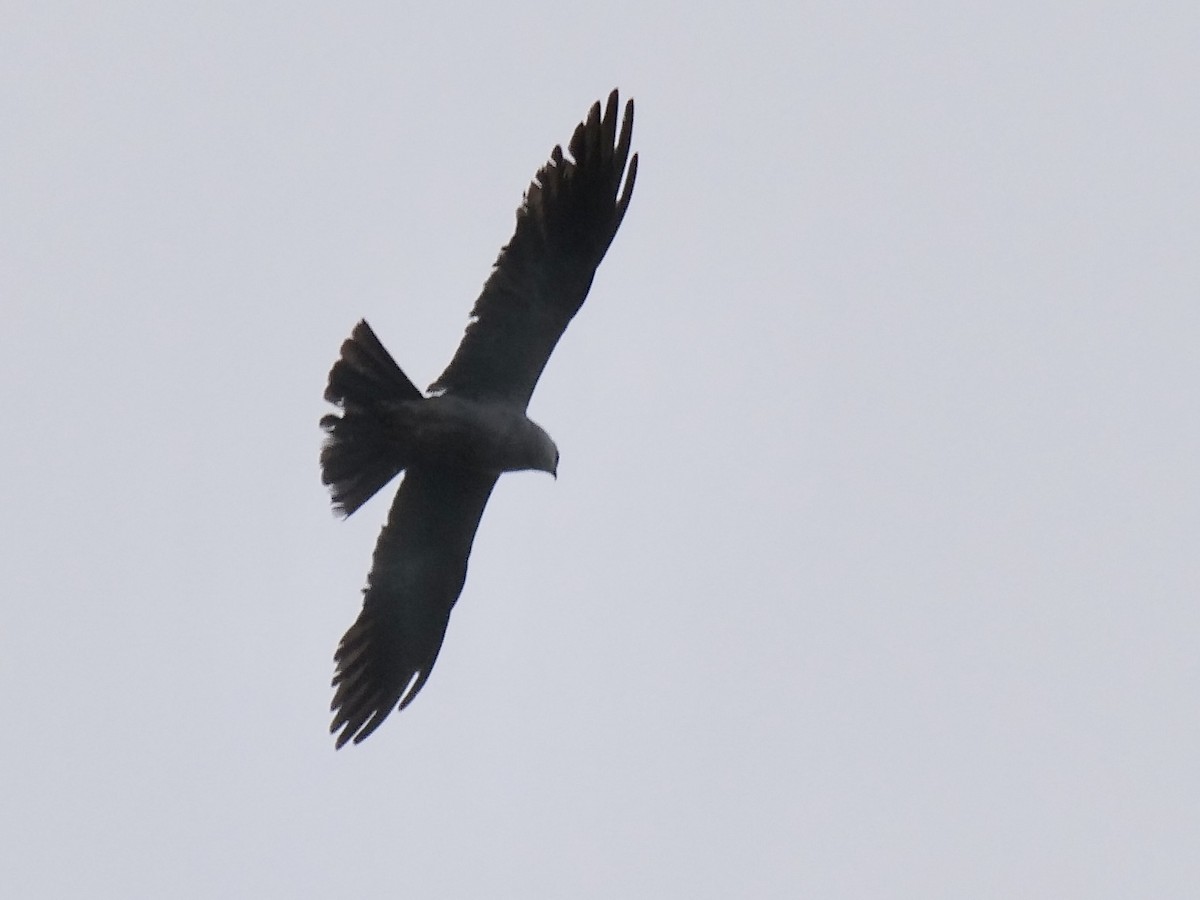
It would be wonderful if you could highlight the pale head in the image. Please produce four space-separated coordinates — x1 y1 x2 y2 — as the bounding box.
524 419 559 478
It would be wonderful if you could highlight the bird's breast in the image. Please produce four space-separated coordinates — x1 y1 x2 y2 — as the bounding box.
399 395 545 474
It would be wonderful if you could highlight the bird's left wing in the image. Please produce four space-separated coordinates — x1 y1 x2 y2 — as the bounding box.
330 465 498 748
429 89 638 409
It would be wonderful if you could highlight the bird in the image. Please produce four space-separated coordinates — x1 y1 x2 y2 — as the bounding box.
319 90 638 748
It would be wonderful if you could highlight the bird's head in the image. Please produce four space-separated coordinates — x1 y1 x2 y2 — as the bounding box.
526 420 559 479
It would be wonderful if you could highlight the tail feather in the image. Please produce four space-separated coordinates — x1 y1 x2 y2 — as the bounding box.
321 320 422 517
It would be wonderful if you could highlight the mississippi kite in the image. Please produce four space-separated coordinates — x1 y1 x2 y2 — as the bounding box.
320 90 637 747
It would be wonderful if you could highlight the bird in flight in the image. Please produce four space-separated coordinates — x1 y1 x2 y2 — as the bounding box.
320 90 638 748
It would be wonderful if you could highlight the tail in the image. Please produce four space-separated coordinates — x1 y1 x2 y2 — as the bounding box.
320 320 423 517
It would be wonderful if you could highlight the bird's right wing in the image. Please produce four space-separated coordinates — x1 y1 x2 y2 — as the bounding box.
429 90 638 409
330 465 498 748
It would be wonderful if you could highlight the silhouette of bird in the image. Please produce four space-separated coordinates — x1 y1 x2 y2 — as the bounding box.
320 90 637 748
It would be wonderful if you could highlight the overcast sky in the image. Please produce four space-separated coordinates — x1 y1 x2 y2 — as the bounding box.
4 3 1198 897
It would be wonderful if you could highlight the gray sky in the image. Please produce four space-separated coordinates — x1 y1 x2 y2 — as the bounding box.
4 3 1198 897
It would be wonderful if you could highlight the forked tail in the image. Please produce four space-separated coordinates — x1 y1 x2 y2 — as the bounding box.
320 320 423 516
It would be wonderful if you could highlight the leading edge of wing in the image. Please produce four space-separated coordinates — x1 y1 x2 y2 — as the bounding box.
429 89 638 408
330 466 498 748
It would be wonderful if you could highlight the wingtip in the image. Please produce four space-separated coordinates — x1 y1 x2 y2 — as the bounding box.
603 90 619 141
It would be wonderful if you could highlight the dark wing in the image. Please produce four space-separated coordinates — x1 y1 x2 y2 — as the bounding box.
429 89 638 409
330 466 497 748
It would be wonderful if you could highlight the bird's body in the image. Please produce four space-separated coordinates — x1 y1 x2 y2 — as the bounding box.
361 393 559 477
320 90 637 747
402 395 558 475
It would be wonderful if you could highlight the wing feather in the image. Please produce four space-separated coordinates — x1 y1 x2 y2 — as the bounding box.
429 89 638 408
330 466 498 748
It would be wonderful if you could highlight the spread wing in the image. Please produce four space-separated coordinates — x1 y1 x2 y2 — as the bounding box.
330 466 498 748
429 89 638 408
